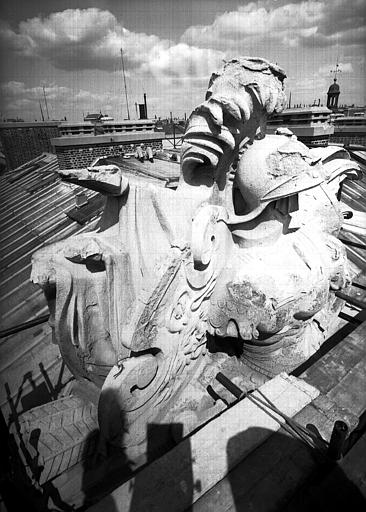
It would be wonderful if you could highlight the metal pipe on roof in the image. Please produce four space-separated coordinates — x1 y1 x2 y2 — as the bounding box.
335 291 366 309
0 314 50 338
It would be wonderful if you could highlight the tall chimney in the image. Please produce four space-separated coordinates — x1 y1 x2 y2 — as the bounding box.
144 93 148 119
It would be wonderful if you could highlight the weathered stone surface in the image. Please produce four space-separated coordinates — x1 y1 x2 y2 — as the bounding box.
29 56 360 469
59 165 130 196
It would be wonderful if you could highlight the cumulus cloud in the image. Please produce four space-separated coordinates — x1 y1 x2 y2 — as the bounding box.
0 9 162 71
181 1 322 48
1 3 362 91
0 81 70 102
1 2 363 118
180 0 365 49
0 7 225 82
319 0 365 36
0 80 121 119
144 43 225 81
0 21 30 54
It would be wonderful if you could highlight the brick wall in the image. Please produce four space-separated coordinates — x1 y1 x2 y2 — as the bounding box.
0 124 60 169
55 140 163 169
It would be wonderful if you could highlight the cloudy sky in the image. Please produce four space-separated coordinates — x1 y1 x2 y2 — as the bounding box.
0 0 364 122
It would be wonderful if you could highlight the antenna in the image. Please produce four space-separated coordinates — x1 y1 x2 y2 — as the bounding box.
39 101 45 122
42 85 50 120
120 48 130 120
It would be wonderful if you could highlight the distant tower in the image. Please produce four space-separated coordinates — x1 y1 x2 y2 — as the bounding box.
327 60 341 110
327 79 340 110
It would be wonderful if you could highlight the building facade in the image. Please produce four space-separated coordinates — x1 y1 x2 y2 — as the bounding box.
58 119 156 137
266 107 334 146
329 116 366 146
0 121 60 169
52 131 164 169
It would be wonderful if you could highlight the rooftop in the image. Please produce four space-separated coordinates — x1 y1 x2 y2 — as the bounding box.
0 143 365 449
0 153 104 419
0 144 366 509
271 106 332 116
59 119 156 127
0 121 60 129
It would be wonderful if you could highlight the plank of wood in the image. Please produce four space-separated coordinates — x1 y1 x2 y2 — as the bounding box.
327 358 366 416
87 373 319 512
191 393 359 512
296 394 359 441
300 321 366 395
299 322 366 425
116 158 179 181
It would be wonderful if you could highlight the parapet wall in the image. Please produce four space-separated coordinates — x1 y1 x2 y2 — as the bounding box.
52 132 164 169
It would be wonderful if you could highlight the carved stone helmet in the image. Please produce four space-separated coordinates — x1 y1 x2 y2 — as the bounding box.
232 134 324 222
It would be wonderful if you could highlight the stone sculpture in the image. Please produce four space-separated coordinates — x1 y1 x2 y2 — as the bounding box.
31 57 360 464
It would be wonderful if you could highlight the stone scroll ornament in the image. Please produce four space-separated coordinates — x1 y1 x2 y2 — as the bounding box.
32 57 360 462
